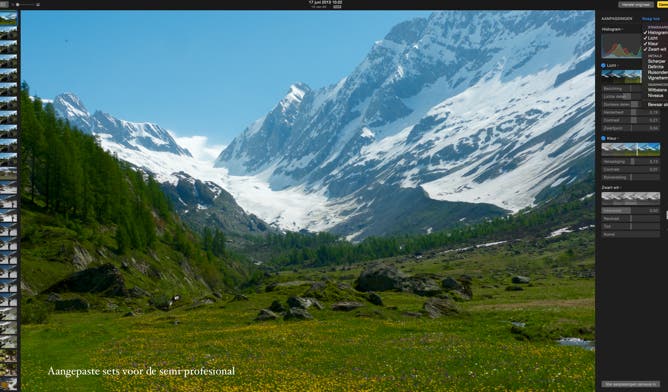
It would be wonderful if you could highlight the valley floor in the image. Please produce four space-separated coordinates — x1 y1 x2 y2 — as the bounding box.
21 237 595 391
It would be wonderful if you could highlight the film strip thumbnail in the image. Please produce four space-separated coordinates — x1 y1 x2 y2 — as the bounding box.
0 251 15 266
0 195 16 208
0 279 15 293
0 26 17 41
0 13 16 27
0 70 15 84
0 98 15 112
0 377 16 391
0 42 14 56
0 238 15 252
0 335 16 389
0 127 15 139
0 112 15 126
0 84 16 98
0 28 16 376
0 267 16 280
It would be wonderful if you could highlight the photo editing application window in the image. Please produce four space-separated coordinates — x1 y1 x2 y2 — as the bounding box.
1 0 667 390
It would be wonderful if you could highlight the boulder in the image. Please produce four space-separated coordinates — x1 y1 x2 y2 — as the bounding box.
287 296 320 310
308 281 327 292
46 292 61 303
308 298 324 310
232 294 249 301
284 307 313 320
331 301 364 311
406 276 442 297
512 276 531 284
457 275 473 298
449 290 471 302
422 297 458 318
268 300 286 313
54 298 90 312
185 296 215 311
46 264 127 297
197 297 215 305
255 309 279 321
355 263 406 292
72 246 93 270
442 277 462 291
128 286 150 298
459 274 473 284
367 292 384 306
303 281 365 302
440 275 473 301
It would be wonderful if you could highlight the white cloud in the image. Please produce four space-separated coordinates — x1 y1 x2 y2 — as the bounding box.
170 133 226 163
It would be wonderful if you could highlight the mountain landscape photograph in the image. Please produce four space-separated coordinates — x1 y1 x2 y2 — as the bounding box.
20 10 595 391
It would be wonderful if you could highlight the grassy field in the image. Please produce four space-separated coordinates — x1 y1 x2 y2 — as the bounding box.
22 232 595 391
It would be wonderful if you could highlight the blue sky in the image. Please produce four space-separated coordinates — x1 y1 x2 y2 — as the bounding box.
21 11 431 159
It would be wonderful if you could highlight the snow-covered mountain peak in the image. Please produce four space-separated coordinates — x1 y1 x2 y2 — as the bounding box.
383 17 428 45
278 82 310 114
51 93 191 157
54 92 90 120
286 83 309 102
91 110 116 125
215 10 595 238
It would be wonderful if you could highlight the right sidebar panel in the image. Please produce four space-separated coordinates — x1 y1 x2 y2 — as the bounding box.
597 5 667 391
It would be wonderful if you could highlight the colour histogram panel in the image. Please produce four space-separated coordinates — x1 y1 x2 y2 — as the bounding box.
602 34 643 59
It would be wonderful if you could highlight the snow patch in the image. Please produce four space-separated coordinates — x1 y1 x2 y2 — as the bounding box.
361 127 375 139
580 193 594 201
547 227 573 238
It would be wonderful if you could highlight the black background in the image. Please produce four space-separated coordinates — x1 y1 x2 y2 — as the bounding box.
10 0 668 391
